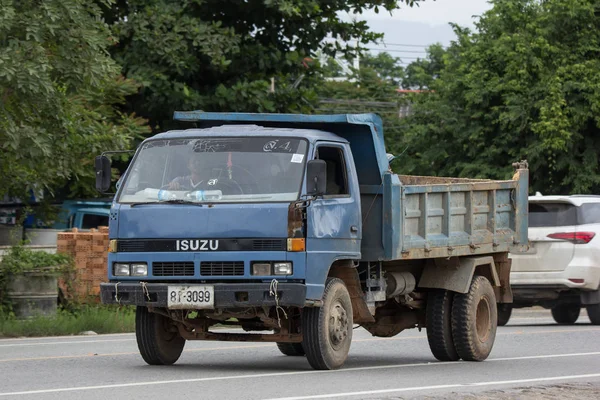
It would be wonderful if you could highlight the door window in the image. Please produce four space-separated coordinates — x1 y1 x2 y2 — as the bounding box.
315 146 349 197
81 214 109 230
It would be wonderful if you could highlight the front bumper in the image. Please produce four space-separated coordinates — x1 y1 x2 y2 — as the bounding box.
100 282 307 308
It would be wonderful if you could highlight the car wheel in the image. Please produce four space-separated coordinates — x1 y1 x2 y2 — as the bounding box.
551 304 580 325
586 303 600 325
497 304 512 326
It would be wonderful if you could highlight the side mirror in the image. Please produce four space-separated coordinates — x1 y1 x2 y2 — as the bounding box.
95 155 112 193
306 159 327 197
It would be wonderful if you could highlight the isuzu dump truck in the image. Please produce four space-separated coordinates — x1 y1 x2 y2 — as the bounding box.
96 112 529 370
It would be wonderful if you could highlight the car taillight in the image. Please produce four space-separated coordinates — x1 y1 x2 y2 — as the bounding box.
547 232 595 244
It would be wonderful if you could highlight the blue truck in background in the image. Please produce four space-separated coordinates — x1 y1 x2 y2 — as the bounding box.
96 112 529 370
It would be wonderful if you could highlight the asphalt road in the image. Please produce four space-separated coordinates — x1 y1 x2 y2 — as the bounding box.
0 309 599 400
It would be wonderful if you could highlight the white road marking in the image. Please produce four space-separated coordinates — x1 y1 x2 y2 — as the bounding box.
0 352 598 396
264 373 600 400
0 333 133 342
0 338 135 347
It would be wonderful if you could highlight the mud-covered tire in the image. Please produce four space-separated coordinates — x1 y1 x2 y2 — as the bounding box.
276 342 305 356
451 275 497 361
497 304 512 326
586 303 600 325
426 289 459 361
136 306 185 365
302 278 353 370
551 304 580 325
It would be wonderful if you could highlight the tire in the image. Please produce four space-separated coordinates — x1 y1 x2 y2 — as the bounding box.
276 342 305 356
136 306 186 365
426 289 459 361
451 275 498 361
497 304 512 327
586 303 600 325
302 278 353 370
551 304 580 325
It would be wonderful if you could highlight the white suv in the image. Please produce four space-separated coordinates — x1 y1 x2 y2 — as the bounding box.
502 195 600 325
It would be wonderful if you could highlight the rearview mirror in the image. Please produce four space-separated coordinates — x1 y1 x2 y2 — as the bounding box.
306 159 327 197
95 155 112 193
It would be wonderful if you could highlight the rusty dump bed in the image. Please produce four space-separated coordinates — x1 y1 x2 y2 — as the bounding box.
376 165 529 261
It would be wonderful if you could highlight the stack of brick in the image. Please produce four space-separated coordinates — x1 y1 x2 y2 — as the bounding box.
57 227 109 302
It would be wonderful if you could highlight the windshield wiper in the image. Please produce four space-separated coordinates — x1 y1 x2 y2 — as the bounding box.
159 199 204 206
128 200 204 207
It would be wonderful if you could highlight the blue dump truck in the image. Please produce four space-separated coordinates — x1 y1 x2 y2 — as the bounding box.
96 113 529 370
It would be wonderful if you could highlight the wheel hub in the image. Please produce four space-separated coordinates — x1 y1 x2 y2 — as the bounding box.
476 295 491 343
329 301 349 347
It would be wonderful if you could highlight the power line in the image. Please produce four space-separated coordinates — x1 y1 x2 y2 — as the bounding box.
380 42 443 48
363 50 424 59
365 49 426 54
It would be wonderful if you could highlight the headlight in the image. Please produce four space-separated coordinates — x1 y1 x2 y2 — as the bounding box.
252 263 271 276
273 262 292 275
113 263 130 276
130 263 148 276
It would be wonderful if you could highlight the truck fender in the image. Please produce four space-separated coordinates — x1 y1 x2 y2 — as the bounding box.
418 256 500 294
328 261 375 323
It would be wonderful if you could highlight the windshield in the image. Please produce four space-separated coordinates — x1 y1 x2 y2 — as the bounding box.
117 137 308 204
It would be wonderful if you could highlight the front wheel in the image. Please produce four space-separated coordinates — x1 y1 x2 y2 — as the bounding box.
302 278 353 370
451 275 498 361
136 306 185 365
551 304 580 325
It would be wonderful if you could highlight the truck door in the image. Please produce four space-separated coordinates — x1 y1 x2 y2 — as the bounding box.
306 143 361 258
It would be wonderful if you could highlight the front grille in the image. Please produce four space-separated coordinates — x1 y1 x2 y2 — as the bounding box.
200 261 244 276
153 262 195 277
252 239 286 251
118 241 146 252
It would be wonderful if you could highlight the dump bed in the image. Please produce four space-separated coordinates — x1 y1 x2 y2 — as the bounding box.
173 111 529 261
380 168 529 261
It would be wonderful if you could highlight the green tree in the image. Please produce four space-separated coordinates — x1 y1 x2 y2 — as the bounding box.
361 52 405 85
101 0 423 132
317 52 404 150
401 43 445 89
0 0 148 203
399 0 600 194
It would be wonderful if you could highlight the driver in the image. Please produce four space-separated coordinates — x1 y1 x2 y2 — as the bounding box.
167 157 205 190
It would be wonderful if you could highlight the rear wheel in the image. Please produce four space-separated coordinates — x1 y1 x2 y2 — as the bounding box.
551 304 580 325
586 303 600 325
136 306 185 365
451 275 497 361
276 342 305 356
302 278 353 370
426 289 459 361
497 304 512 326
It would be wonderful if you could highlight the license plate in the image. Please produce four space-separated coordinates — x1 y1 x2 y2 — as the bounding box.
167 285 214 309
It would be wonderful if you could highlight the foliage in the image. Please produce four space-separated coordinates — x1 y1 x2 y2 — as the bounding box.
101 0 422 132
401 43 445 89
0 305 135 337
361 52 405 86
317 52 405 152
0 0 149 204
0 245 72 275
0 244 74 314
398 0 600 194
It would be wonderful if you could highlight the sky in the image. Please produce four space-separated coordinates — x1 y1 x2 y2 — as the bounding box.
343 0 494 64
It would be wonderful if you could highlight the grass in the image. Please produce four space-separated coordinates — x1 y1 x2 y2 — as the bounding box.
0 305 135 338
